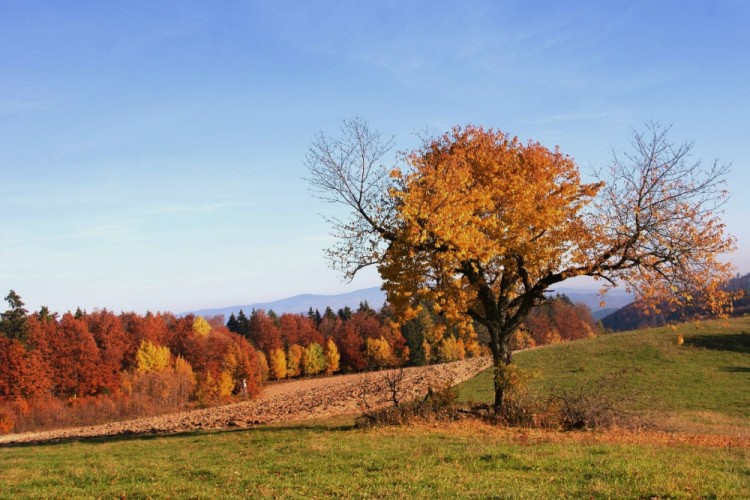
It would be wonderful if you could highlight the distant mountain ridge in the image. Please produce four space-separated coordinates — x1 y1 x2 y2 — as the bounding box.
546 287 633 312
601 272 750 331
185 287 387 319
185 285 633 320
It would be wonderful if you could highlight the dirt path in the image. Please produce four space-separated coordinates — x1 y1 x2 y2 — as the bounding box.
0 357 491 446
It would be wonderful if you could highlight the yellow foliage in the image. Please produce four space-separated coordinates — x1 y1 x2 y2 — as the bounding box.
324 338 340 376
269 348 287 380
193 316 211 337
464 339 483 357
542 328 562 345
217 370 235 399
223 351 238 375
510 329 536 351
302 342 326 376
422 340 432 364
173 356 196 404
256 351 269 382
365 337 392 368
287 344 304 378
437 336 466 363
135 340 170 373
195 372 217 403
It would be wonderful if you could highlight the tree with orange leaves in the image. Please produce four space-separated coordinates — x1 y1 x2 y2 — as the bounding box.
307 119 735 413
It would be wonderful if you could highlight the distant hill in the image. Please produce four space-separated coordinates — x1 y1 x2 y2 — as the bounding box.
545 287 633 315
592 308 619 321
185 287 387 319
601 272 750 331
185 285 632 322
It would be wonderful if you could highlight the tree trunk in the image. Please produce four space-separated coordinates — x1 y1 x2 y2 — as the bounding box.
488 325 513 414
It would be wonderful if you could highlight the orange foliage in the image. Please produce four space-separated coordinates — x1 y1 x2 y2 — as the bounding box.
249 310 282 352
45 313 103 398
308 120 735 410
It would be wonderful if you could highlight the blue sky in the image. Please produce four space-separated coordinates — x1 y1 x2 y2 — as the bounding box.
1 1 748 313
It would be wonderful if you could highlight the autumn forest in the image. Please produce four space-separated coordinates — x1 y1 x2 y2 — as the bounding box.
0 289 594 434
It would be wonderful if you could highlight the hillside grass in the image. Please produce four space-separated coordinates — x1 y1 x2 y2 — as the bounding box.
457 317 750 433
1 318 749 498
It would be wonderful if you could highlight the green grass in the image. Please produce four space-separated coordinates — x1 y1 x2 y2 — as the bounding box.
2 317 749 498
1 424 748 498
457 317 750 431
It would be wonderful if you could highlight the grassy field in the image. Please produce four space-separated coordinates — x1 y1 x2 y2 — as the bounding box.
458 317 750 433
0 422 748 498
1 318 749 498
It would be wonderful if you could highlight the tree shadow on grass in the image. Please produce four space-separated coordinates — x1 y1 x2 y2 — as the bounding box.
684 332 750 354
719 366 750 373
0 421 356 449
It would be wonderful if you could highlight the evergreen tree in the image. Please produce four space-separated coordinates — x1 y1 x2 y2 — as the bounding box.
314 309 322 327
357 301 373 314
402 313 429 366
0 290 29 341
323 306 336 321
236 310 251 338
268 309 279 326
226 312 239 333
337 306 352 321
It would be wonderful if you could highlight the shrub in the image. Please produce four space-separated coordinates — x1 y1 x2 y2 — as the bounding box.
355 383 461 428
548 369 646 430
469 367 647 431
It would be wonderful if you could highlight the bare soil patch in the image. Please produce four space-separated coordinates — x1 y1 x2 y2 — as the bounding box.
0 357 490 446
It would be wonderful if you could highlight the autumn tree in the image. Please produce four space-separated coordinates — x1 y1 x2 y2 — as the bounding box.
135 340 171 372
324 338 340 375
269 348 288 380
248 309 282 352
46 313 103 397
524 295 596 345
365 337 393 369
86 309 129 393
193 316 211 338
286 343 304 378
302 342 326 376
308 119 735 413
331 321 366 371
0 335 51 400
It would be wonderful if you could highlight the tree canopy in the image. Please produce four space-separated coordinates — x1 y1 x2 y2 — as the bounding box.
307 119 735 412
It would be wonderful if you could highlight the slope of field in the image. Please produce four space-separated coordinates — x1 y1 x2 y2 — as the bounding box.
458 317 750 434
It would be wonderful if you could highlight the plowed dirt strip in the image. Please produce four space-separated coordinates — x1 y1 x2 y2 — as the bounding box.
0 357 491 445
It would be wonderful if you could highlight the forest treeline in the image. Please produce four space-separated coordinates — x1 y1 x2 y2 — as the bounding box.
0 290 595 433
